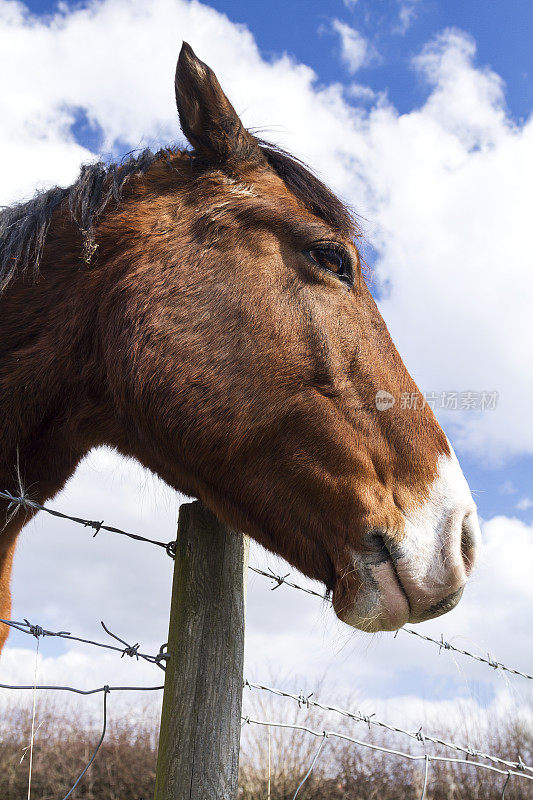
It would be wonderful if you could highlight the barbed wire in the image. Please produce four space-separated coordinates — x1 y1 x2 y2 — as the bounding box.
249 566 329 600
0 489 177 557
2 488 531 680
241 717 532 798
398 626 533 680
4 489 530 682
1 484 531 800
2 673 529 799
4 621 528 780
249 565 533 681
243 678 533 774
0 618 169 670
0 614 165 800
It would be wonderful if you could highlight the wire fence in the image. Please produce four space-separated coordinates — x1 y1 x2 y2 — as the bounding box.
0 618 169 670
3 488 530 681
242 679 533 774
0 489 177 556
240 718 531 787
1 488 532 799
249 565 533 681
2 625 531 799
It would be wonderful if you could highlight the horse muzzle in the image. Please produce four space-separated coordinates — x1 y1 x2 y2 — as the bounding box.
332 451 482 632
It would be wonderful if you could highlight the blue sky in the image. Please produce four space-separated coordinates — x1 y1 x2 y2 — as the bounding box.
0 0 532 755
207 0 533 120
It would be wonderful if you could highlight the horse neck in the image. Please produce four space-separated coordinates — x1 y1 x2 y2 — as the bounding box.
0 266 106 509
0 268 93 635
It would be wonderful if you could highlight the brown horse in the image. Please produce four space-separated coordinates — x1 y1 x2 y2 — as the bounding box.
0 43 480 653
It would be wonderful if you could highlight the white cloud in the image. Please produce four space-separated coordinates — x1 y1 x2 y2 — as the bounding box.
413 29 508 146
332 19 376 74
448 515 533 669
499 480 517 495
516 497 533 511
396 0 421 34
350 30 533 460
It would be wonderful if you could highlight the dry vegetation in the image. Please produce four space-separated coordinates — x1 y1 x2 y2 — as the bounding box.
0 691 531 800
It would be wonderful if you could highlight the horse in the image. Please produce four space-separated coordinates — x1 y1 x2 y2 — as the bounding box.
0 43 480 654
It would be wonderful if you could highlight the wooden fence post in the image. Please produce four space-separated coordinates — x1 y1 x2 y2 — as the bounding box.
154 500 249 800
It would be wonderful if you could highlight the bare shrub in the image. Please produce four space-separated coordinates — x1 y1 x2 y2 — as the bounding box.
0 688 531 799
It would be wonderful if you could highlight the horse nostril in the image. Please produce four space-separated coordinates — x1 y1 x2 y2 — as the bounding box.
364 531 391 565
460 512 479 576
364 530 404 566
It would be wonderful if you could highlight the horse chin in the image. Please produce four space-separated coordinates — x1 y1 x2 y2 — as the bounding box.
332 558 410 633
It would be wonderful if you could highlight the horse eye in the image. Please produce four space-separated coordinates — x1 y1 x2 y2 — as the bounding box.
306 246 353 285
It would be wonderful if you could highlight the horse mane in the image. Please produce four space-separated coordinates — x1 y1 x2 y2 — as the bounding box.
0 141 356 293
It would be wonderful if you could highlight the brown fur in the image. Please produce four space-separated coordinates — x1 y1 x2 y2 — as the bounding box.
0 44 449 652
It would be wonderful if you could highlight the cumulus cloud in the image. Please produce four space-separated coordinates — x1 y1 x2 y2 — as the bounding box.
332 19 377 74
363 31 533 459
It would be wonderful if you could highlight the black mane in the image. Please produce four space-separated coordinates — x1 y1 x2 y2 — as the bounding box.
259 141 355 238
0 142 356 293
0 148 163 292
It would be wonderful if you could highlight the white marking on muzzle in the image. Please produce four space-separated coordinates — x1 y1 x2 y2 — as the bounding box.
390 443 481 621
340 442 481 632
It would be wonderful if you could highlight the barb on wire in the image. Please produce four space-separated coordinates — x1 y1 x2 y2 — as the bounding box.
0 618 169 671
241 717 533 783
0 489 176 557
243 678 533 774
101 621 140 659
249 565 532 681
248 566 328 601
399 627 533 681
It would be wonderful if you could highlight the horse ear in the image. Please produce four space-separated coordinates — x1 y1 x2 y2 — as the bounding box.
175 42 263 165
